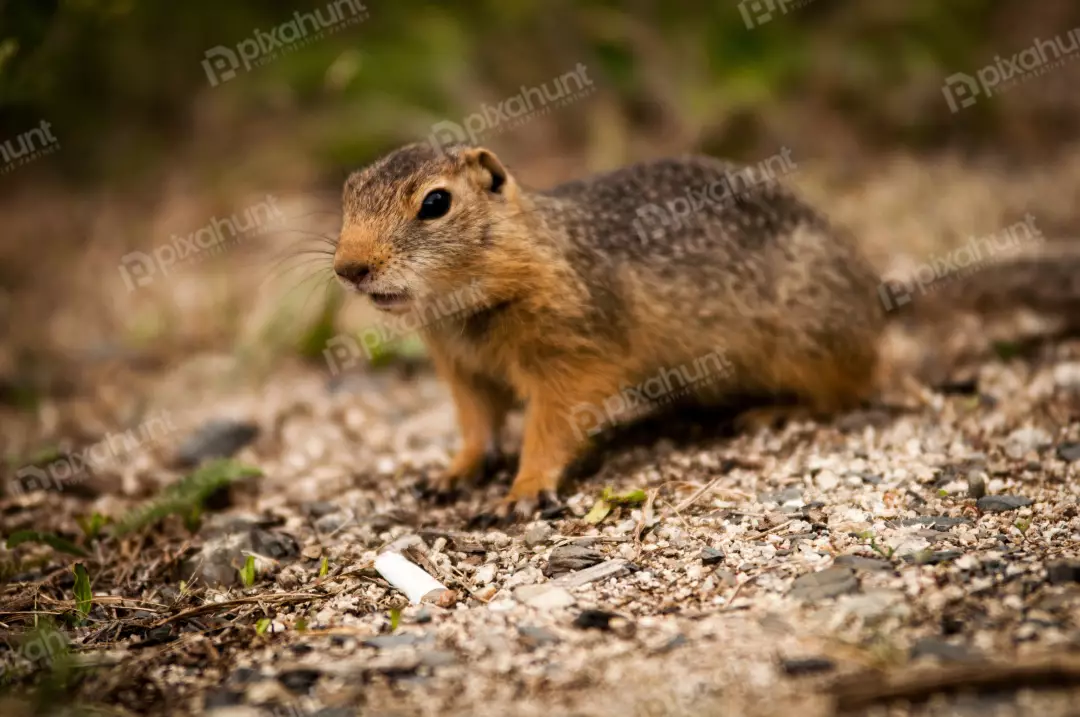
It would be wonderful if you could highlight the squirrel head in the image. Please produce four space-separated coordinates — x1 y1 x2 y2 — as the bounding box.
335 142 521 314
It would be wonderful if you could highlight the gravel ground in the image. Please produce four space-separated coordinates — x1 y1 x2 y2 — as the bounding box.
3 327 1080 717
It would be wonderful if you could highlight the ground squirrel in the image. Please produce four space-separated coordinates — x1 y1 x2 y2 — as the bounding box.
333 143 1079 515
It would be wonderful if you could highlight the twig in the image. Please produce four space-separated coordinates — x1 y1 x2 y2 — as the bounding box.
150 592 328 628
674 475 726 513
830 656 1080 713
633 488 660 546
673 473 754 513
744 519 794 541
721 564 783 611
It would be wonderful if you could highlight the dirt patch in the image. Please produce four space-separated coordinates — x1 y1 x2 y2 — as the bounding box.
2 334 1079 715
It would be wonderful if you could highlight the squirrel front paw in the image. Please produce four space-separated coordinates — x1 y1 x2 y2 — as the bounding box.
433 445 505 496
495 472 560 519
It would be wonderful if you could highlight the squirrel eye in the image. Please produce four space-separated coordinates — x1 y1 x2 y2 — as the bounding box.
417 189 452 220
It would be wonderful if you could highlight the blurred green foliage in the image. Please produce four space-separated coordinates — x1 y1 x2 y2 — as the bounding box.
0 0 1048 186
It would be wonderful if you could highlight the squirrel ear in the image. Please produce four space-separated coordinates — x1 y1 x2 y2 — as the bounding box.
462 147 508 194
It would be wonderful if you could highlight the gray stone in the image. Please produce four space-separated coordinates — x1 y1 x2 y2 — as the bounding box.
550 559 631 587
517 625 560 646
544 544 604 577
1046 560 1080 585
837 590 906 621
910 638 981 663
977 495 1033 513
303 501 338 518
504 565 544 588
314 512 350 533
173 419 259 468
1005 426 1052 456
657 634 688 652
418 650 456 667
759 487 803 506
362 633 435 650
523 522 554 547
904 550 963 565
789 567 858 601
966 470 988 499
277 667 321 694
250 529 299 561
700 547 726 566
715 570 738 587
833 555 892 572
187 528 299 587
780 656 836 676
474 563 497 585
515 584 575 609
1053 362 1080 390
1057 443 1080 463
898 516 971 531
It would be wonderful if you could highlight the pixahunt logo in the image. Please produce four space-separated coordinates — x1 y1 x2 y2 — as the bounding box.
428 64 595 154
878 214 1042 311
202 0 369 87
943 29 1080 112
119 196 283 291
0 629 68 685
738 0 814 29
632 148 796 244
9 411 176 497
324 280 489 374
568 350 735 440
1 120 59 174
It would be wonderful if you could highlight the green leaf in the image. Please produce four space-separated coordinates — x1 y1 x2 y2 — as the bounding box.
6 530 89 557
113 460 262 536
992 341 1022 360
183 504 203 533
389 608 400 632
295 617 308 632
601 487 647 505
75 513 109 541
239 555 256 587
318 555 329 578
367 333 429 369
583 498 612 525
255 617 271 635
72 563 92 618
297 289 344 360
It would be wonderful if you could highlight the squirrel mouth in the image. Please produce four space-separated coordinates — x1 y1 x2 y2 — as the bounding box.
368 291 411 311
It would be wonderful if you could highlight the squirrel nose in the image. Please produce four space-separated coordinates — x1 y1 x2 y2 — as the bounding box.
335 262 371 284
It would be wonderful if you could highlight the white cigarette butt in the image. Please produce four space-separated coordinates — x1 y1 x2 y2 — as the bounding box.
374 551 448 605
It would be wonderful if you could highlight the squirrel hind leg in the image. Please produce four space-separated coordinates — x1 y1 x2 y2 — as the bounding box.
765 343 879 415
733 356 877 433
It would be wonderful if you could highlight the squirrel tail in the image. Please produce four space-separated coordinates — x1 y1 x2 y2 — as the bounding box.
882 241 1080 331
877 241 1080 389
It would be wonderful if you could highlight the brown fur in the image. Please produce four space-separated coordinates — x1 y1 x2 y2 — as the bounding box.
335 143 889 510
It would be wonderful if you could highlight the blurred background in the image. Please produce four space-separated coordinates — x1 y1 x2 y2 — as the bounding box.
2 0 1080 450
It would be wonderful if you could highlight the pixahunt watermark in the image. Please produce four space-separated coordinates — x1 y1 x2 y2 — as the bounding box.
878 214 1042 311
1 120 59 175
427 63 595 155
9 411 177 497
202 0 369 87
738 0 814 29
0 629 69 685
568 349 736 440
324 279 490 374
632 148 796 243
119 195 283 291
942 29 1080 112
